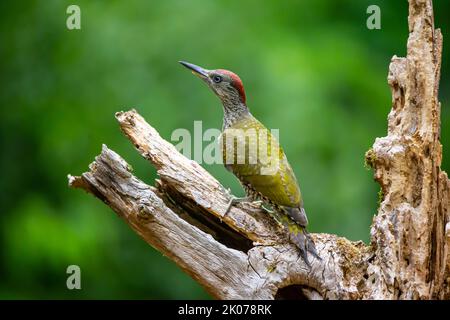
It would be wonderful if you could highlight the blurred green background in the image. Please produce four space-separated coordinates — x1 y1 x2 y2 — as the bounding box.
0 0 449 299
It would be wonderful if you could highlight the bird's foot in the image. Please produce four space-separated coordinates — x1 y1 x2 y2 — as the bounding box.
260 203 275 214
222 195 252 217
222 188 274 217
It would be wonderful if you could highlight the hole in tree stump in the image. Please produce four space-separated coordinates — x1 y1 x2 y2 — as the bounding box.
275 285 311 300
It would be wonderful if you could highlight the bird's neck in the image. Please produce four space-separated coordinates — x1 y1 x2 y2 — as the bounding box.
221 101 251 129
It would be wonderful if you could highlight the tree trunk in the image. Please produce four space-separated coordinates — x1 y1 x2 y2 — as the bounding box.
68 0 450 299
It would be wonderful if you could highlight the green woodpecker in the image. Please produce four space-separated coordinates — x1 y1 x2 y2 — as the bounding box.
179 61 319 265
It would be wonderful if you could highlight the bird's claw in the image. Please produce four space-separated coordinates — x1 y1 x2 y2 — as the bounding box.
221 187 273 217
223 198 234 217
260 203 275 214
222 194 253 217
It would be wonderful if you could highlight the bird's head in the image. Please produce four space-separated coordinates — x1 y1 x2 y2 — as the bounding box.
179 61 246 106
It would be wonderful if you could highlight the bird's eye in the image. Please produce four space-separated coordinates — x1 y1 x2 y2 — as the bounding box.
213 75 223 83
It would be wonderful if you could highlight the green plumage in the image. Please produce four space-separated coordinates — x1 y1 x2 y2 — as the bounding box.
221 113 303 209
220 112 320 265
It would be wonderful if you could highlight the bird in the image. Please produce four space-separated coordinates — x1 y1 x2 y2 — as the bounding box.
179 61 320 266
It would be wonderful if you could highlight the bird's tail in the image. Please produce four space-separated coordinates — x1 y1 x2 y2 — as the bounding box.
279 207 321 267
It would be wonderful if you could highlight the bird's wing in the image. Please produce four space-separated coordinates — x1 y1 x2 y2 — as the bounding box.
222 117 302 208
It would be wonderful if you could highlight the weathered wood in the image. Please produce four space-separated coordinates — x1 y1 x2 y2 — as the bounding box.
69 135 365 299
69 0 450 299
68 146 262 299
364 0 449 299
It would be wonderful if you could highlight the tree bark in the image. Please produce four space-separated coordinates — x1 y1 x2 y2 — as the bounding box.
68 0 450 299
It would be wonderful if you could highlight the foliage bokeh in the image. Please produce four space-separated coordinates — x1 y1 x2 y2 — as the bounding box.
1 0 449 299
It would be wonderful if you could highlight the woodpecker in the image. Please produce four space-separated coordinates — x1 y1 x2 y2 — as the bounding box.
179 61 319 265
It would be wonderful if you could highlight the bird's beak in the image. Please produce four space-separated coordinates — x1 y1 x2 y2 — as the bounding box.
179 61 209 79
